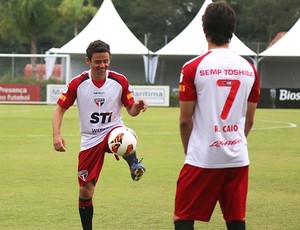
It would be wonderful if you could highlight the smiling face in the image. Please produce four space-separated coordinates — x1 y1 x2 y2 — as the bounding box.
86 52 111 81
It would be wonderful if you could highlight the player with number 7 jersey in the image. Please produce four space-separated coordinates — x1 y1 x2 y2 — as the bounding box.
174 2 260 229
179 48 260 168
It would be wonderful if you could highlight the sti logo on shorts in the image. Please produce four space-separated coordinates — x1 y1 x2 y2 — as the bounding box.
94 98 105 107
78 170 88 182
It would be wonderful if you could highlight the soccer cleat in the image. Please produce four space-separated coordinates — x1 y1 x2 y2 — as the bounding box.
130 158 146 181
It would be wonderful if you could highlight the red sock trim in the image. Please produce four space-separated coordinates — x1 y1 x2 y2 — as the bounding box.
79 198 93 207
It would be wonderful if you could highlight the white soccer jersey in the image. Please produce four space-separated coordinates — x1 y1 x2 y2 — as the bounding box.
57 70 134 150
179 48 260 168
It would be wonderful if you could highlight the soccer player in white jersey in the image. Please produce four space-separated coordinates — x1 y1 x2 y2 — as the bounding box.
52 40 147 230
173 2 260 230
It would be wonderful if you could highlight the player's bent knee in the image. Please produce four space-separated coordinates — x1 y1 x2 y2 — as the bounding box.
80 181 95 199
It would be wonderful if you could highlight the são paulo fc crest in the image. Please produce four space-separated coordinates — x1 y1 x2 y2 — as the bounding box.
78 170 88 182
94 97 105 107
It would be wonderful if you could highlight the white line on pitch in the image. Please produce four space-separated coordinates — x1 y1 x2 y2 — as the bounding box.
253 120 297 130
0 120 297 138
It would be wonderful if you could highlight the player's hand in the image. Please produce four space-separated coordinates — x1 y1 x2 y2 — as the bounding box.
135 99 148 112
53 134 67 152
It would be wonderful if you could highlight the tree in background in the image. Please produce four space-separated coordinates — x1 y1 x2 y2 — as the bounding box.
58 0 97 37
1 0 300 54
0 0 60 53
110 0 300 52
232 0 300 53
0 0 61 76
112 0 205 51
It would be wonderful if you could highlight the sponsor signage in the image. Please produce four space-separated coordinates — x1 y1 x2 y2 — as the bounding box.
0 83 40 102
47 84 170 106
276 88 300 108
46 84 67 104
131 85 170 107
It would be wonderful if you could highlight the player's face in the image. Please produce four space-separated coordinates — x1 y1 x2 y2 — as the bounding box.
87 52 111 80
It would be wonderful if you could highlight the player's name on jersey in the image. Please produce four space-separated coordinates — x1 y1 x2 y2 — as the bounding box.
199 69 253 77
214 124 239 133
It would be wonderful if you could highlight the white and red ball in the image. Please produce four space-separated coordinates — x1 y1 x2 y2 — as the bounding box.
108 127 138 156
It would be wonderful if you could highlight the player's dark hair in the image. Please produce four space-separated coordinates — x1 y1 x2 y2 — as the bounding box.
202 1 236 45
86 40 111 60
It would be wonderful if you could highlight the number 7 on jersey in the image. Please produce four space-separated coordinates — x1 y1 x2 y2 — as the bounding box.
217 79 241 120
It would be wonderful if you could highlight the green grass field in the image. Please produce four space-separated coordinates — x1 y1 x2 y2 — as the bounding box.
0 105 299 229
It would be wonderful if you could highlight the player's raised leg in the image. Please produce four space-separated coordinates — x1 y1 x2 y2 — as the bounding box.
108 127 146 181
123 151 146 181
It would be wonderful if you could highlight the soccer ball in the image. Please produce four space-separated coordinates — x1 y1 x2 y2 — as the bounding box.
108 127 138 157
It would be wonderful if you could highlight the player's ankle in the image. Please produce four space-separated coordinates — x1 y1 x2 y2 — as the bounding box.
122 151 138 166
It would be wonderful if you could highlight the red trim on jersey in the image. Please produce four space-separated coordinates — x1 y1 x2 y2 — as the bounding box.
248 64 260 103
57 71 89 109
179 51 260 104
179 52 212 101
57 70 135 109
92 78 106 88
107 71 135 107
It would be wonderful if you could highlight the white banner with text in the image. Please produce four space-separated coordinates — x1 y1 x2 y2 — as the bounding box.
130 85 169 107
47 84 170 106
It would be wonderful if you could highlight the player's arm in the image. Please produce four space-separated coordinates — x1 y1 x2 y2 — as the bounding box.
179 100 195 155
245 102 257 137
245 62 260 137
126 99 148 117
52 105 67 152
